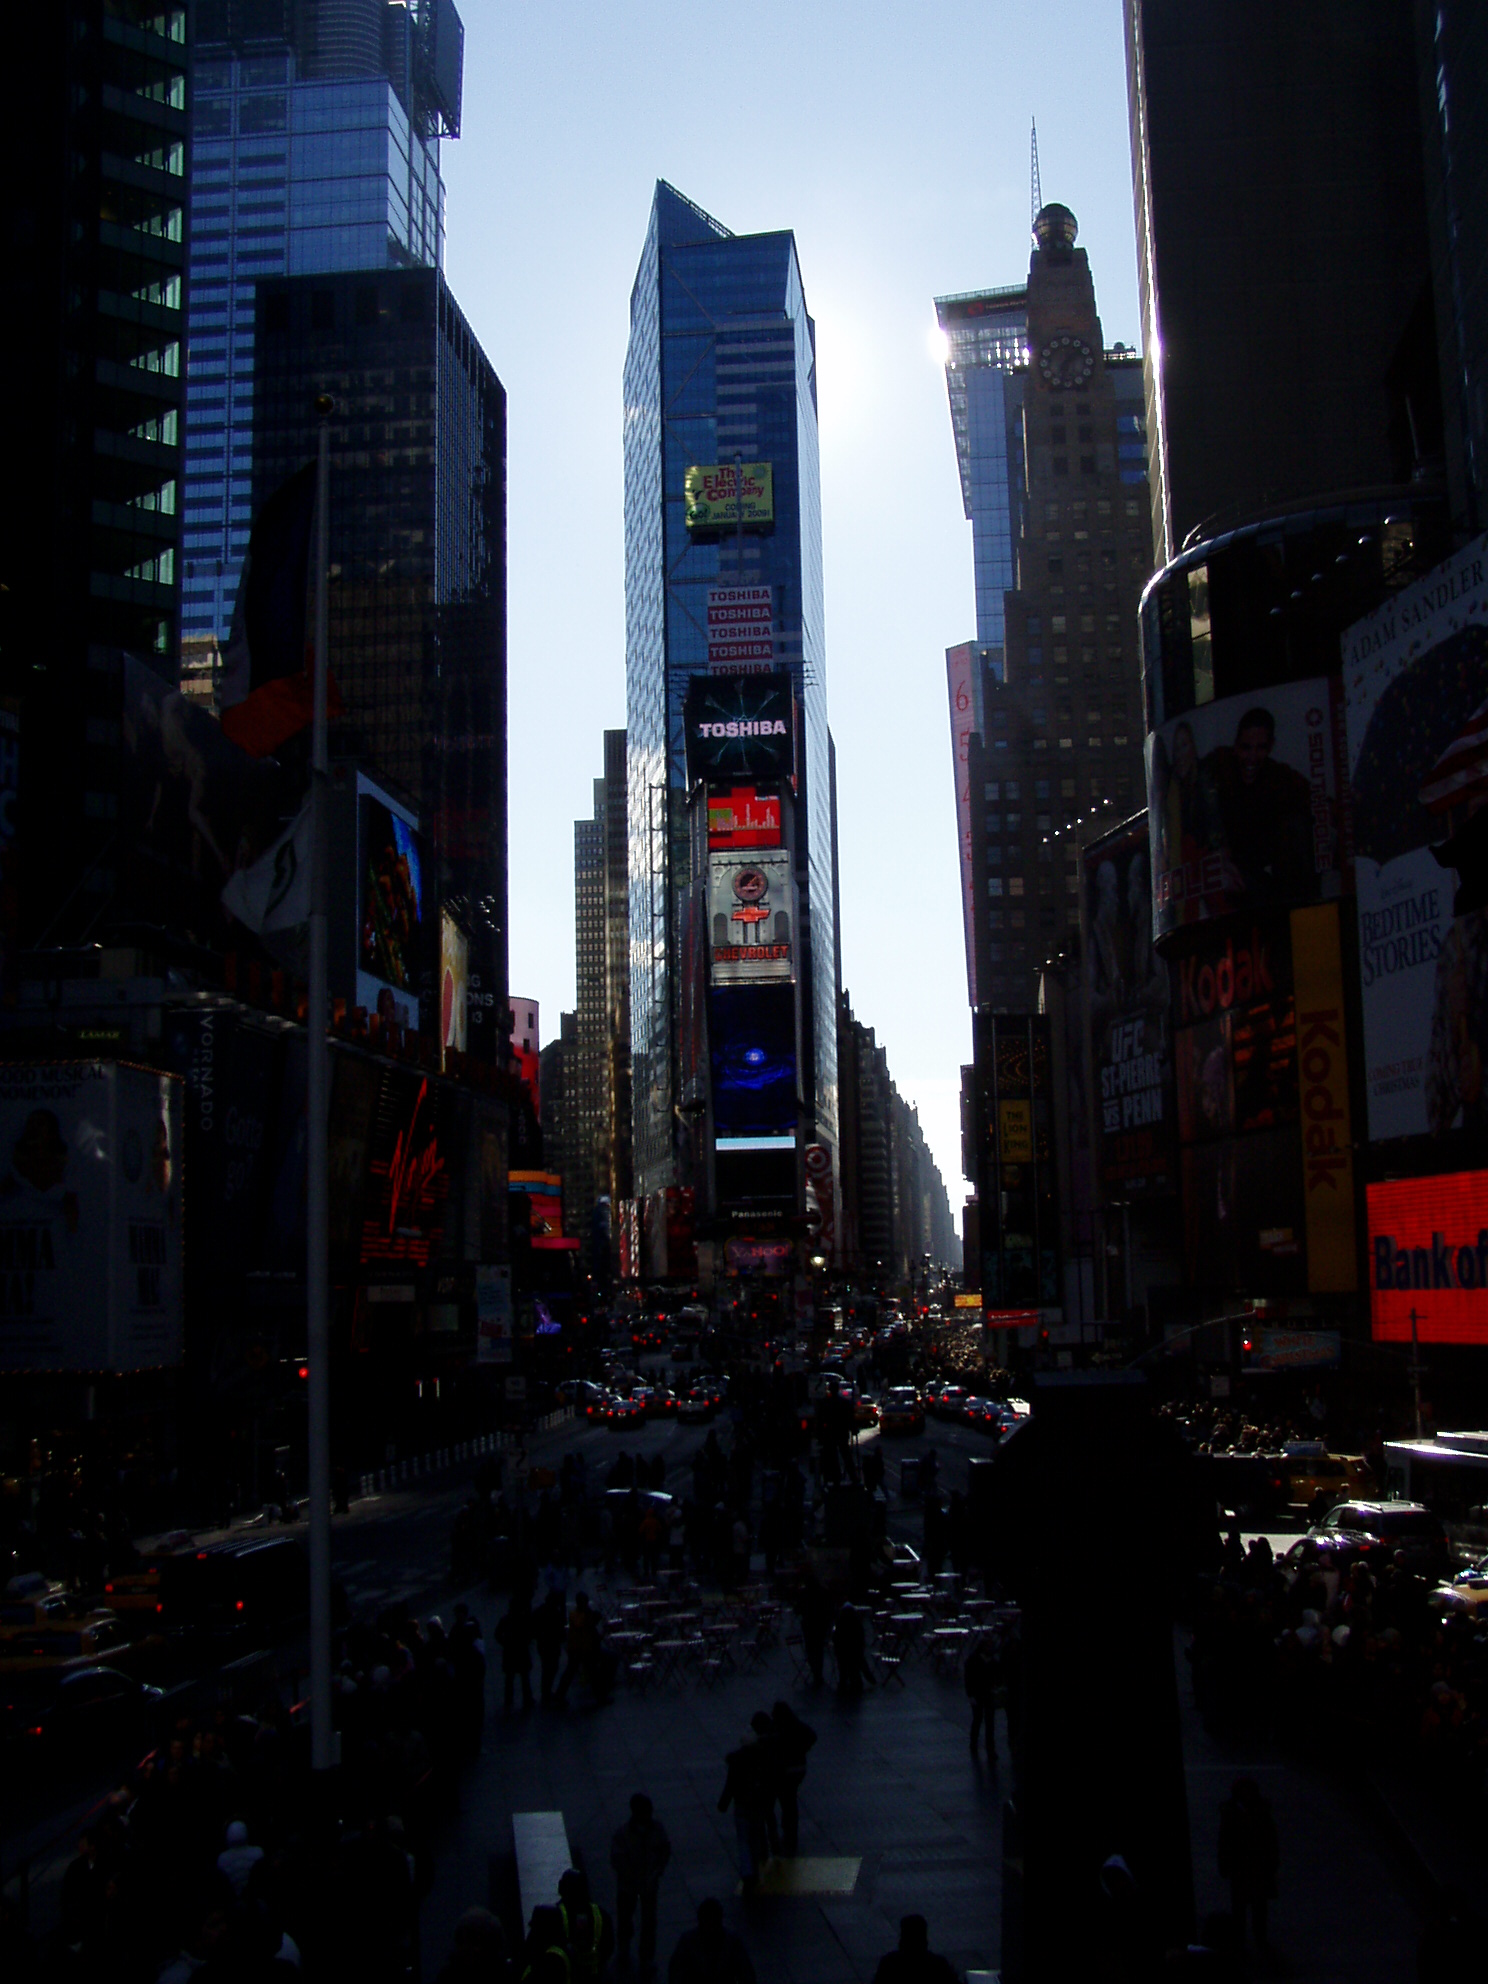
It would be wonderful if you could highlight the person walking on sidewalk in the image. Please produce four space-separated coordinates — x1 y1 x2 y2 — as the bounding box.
555 1591 607 1705
558 1868 614 1984
718 1727 773 1888
496 1593 534 1713
965 1636 998 1766
871 1913 959 1984
1217 1777 1278 1958
534 1588 566 1706
667 1898 755 1984
770 1702 816 1856
611 1793 671 1976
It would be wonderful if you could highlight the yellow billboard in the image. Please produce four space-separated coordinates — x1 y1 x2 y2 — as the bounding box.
684 461 774 532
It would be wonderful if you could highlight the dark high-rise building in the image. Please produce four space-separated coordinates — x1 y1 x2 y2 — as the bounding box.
1123 0 1436 565
181 1 461 684
4 3 191 945
624 183 836 1218
570 783 606 1271
251 265 506 1045
837 992 960 1283
602 729 633 1210
941 206 1153 1014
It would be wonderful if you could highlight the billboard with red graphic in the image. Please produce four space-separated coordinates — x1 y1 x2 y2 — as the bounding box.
1368 1170 1488 1343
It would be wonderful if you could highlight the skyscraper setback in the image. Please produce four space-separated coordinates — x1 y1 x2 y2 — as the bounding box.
624 183 837 1241
182 0 461 676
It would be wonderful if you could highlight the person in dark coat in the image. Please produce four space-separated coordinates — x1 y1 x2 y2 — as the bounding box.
533 1589 566 1706
1216 1779 1278 1955
770 1702 816 1856
717 1731 772 1888
799 1577 832 1687
871 1913 958 1984
964 1637 998 1766
495 1595 534 1713
610 1792 671 1976
434 1907 512 1984
668 1898 755 1984
833 1602 872 1697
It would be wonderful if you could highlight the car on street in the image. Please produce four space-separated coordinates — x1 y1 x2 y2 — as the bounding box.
604 1394 646 1429
677 1385 722 1422
4 1664 165 1756
1429 1552 1488 1615
1308 1500 1450 1575
1278 1442 1373 1515
879 1387 925 1435
853 1394 881 1429
933 1386 968 1421
160 1536 346 1645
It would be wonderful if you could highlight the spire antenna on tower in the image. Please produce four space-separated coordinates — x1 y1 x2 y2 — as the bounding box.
1030 117 1042 226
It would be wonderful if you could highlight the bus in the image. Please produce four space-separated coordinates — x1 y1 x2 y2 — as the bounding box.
1382 1431 1488 1560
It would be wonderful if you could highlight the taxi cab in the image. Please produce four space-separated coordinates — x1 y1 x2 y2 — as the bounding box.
1279 1443 1374 1514
880 1387 925 1436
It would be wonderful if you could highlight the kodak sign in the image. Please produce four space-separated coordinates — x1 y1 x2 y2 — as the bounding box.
1290 904 1357 1293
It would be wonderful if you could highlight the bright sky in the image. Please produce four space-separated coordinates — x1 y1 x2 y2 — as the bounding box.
441 1 1142 1217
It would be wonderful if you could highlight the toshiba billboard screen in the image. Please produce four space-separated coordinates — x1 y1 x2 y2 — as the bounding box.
684 672 795 786
1368 1171 1488 1344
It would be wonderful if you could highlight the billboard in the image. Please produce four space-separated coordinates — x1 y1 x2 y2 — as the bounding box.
440 909 468 1068
1084 815 1175 1196
708 785 781 851
359 1070 452 1269
707 584 775 671
708 848 795 983
685 671 795 786
167 1008 280 1283
358 780 422 1028
709 985 797 1136
946 643 979 1005
475 1263 512 1363
0 1062 182 1372
684 461 774 533
1368 1170 1488 1343
1290 904 1356 1291
1342 534 1488 1140
1146 677 1341 939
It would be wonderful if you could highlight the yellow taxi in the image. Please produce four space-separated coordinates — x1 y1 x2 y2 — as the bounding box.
1279 1443 1374 1514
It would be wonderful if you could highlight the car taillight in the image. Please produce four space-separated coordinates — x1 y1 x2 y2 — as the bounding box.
104 1582 114 1593
235 1599 245 1612
156 1603 163 1614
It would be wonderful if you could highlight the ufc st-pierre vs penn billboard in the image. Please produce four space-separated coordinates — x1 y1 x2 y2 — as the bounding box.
684 671 795 786
1368 1170 1488 1343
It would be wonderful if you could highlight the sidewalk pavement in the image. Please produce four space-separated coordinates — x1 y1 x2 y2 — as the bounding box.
420 1592 1005 1984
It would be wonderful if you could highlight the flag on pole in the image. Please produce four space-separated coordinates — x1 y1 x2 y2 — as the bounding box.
221 801 313 934
219 463 341 756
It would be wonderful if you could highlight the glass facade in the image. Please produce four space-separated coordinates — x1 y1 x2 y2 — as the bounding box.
625 182 837 1201
183 33 447 652
936 289 1029 670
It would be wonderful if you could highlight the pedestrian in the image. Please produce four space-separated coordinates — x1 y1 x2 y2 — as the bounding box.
964 1636 998 1766
434 1906 512 1984
558 1867 614 1983
496 1593 534 1713
717 1728 772 1888
871 1913 959 1984
216 1817 264 1894
770 1702 816 1856
520 1905 572 1984
611 1792 671 1976
833 1602 873 1697
799 1577 831 1687
555 1591 610 1705
1216 1777 1277 1956
534 1588 566 1706
667 1898 756 1984
747 1710 782 1857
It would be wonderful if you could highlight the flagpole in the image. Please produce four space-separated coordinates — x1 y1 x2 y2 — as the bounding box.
308 396 334 1773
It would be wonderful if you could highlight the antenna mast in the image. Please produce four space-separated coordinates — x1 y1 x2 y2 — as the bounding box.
1030 117 1042 225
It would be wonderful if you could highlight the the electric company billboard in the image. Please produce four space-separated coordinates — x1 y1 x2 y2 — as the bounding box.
684 671 795 786
0 1062 183 1372
684 461 774 534
1342 533 1488 1140
1368 1170 1488 1343
1145 677 1342 940
708 849 794 984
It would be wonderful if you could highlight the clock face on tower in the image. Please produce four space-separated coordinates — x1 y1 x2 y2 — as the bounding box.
1038 334 1095 390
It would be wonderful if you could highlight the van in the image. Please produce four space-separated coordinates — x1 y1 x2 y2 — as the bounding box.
160 1536 343 1643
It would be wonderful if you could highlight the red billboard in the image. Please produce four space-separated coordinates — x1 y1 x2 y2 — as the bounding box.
708 785 781 850
1369 1171 1488 1344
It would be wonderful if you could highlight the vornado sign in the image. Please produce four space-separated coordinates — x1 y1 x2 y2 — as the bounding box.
684 671 796 785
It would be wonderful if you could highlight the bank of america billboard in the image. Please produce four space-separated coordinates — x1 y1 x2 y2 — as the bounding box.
1343 534 1488 1139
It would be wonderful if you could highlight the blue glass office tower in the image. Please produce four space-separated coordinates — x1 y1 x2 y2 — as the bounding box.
182 1 460 668
624 183 836 1207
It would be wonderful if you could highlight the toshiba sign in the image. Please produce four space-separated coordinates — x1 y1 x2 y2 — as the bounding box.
1368 1171 1488 1344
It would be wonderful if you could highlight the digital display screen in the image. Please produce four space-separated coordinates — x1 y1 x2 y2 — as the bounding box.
709 985 797 1136
1368 1170 1488 1343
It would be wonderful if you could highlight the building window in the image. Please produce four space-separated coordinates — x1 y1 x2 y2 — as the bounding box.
1005 813 1020 834
1005 781 1020 800
1061 778 1076 798
988 910 1003 929
1051 425 1067 445
1054 457 1069 476
1009 877 1024 897
1010 910 1026 929
1080 455 1096 476
1066 875 1079 894
984 782 1000 801
1035 779 1050 800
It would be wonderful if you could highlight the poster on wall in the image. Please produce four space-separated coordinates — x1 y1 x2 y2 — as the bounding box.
475 1262 512 1364
1084 816 1174 1195
358 781 422 1028
1342 533 1488 1140
1146 678 1341 938
1368 1170 1488 1344
708 848 795 983
0 1062 182 1371
439 908 468 1068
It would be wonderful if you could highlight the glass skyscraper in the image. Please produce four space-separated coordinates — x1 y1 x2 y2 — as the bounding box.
624 182 836 1202
182 1 458 668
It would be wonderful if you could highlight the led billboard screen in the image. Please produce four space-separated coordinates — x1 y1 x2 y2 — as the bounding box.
684 461 774 533
359 1069 451 1269
1146 677 1341 939
1343 533 1488 1139
708 785 781 851
440 908 468 1068
685 672 795 786
359 782 422 1027
708 848 794 983
1368 1170 1488 1343
709 985 797 1137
